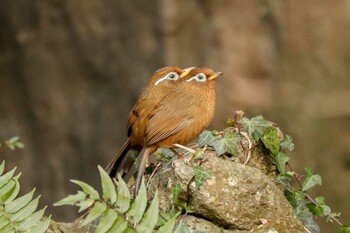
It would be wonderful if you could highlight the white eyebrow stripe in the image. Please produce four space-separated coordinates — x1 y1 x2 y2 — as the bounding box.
155 76 168 86
186 77 195 82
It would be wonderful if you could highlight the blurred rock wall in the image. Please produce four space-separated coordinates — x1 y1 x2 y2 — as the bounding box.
0 0 349 231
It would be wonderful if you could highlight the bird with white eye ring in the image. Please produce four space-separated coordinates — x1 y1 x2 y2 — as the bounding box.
106 66 222 195
154 71 179 85
107 67 197 194
186 73 207 83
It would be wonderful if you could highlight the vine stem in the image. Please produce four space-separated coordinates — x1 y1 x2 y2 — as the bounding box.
286 162 343 226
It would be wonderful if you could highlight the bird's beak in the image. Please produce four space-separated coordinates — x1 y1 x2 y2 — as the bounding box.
180 67 196 79
208 72 223 81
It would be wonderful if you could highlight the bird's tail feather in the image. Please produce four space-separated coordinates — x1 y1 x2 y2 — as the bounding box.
106 139 133 178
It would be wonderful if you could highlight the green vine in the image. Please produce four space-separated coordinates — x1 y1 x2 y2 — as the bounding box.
197 113 350 233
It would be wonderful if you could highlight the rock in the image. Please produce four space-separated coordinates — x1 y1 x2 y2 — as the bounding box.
153 155 308 233
181 215 242 233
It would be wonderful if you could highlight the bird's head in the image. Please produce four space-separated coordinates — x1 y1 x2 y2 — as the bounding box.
180 67 222 87
150 67 195 87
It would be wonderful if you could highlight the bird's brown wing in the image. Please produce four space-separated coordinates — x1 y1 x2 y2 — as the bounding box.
145 103 192 146
127 91 164 137
127 107 137 137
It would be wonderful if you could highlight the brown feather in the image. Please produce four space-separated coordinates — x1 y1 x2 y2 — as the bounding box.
107 66 221 196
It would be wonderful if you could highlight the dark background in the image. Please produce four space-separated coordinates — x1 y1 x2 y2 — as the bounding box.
1 1 349 232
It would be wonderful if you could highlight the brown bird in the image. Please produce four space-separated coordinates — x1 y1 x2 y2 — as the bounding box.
106 66 222 194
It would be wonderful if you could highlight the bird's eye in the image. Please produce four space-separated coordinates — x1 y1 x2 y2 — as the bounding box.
185 73 207 83
168 73 177 80
195 73 207 82
197 74 205 80
154 72 179 85
166 72 179 80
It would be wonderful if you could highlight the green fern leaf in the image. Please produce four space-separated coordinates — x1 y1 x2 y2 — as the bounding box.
98 166 117 204
126 178 147 224
124 227 137 233
5 189 35 214
53 191 86 207
80 201 107 227
14 206 47 231
136 190 159 233
0 224 13 232
107 216 127 233
0 167 17 189
71 180 99 199
0 161 5 176
11 195 41 222
156 212 179 233
173 222 187 233
0 218 10 230
116 174 130 213
0 179 18 203
95 209 118 233
77 198 95 213
28 216 51 233
0 162 48 233
4 176 20 204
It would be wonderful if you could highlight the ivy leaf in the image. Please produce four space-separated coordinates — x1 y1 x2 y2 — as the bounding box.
274 152 289 174
314 196 331 215
238 115 272 140
302 168 322 192
302 216 320 233
193 166 212 189
284 190 306 209
198 130 217 147
212 131 239 156
261 127 280 155
276 173 292 186
154 148 175 161
340 225 350 233
295 201 320 233
306 203 324 216
327 212 341 222
191 150 204 161
280 135 295 152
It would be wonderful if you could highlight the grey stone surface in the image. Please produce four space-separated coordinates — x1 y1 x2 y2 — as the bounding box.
154 155 308 233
